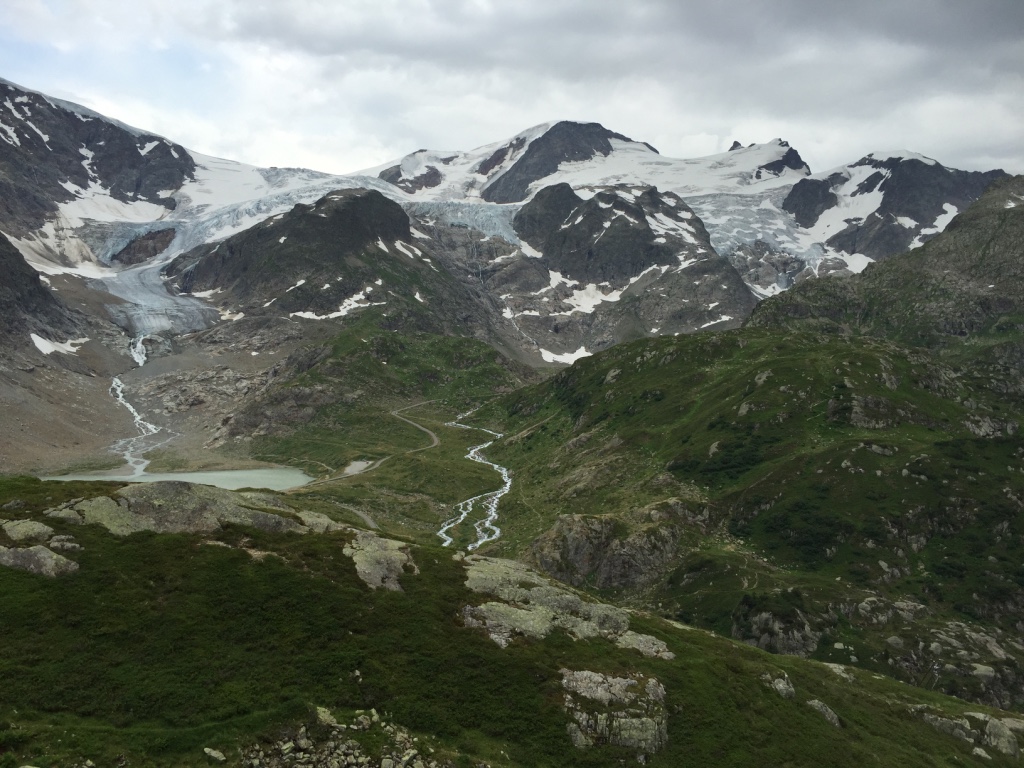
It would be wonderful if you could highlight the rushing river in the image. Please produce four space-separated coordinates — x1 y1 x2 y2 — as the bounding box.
437 414 511 551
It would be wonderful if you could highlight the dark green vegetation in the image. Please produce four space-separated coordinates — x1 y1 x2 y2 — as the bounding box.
0 476 1018 767
463 176 1024 710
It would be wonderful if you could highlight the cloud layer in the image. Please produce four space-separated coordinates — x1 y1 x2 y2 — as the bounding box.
2 0 1022 175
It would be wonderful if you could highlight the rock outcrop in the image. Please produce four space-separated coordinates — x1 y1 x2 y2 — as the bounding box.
342 530 417 591
561 668 668 754
52 482 307 537
0 544 78 577
460 554 674 659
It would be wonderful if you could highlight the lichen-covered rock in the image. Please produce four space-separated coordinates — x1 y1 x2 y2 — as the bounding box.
460 555 670 657
2 519 55 542
922 713 978 743
984 717 1019 757
615 630 675 660
48 534 82 552
561 669 668 754
203 747 226 763
761 672 795 699
343 530 417 591
0 545 78 577
296 510 346 534
43 504 84 523
806 699 841 728
732 607 821 656
68 482 307 537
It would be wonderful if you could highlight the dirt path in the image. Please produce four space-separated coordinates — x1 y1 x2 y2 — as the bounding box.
390 401 441 453
305 401 441 487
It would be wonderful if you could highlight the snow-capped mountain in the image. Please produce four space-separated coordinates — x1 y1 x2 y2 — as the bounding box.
364 121 810 204
0 75 1009 367
781 151 1006 262
372 125 1006 297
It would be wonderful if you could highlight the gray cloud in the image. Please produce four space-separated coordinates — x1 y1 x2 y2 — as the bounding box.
1 0 1021 174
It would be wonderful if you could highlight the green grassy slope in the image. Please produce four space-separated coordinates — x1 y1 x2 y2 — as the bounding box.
0 476 1020 767
467 328 1024 706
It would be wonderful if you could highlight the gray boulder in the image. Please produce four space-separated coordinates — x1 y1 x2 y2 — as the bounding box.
2 519 55 542
0 545 78 577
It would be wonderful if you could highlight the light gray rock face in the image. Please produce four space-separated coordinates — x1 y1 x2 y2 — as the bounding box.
0 545 78 577
203 747 227 763
732 608 822 656
561 669 668 754
296 510 346 534
64 483 307 537
983 717 1020 757
48 534 82 552
2 519 55 542
43 504 84 523
806 699 842 728
460 555 674 658
922 713 979 743
760 672 795 699
342 530 418 591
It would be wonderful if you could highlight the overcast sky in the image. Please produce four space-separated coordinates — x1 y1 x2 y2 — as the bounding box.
2 0 1022 176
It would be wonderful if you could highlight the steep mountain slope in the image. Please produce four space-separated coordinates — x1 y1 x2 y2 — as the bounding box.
486 183 755 360
0 76 1003 356
472 326 1024 709
752 174 1024 346
782 152 1007 264
372 124 1005 297
0 233 81 351
164 188 525 354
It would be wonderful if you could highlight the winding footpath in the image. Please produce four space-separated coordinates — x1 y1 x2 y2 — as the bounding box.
282 401 514 550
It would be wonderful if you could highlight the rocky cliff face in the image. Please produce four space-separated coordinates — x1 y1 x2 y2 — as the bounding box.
480 121 657 204
0 234 81 353
782 153 1007 262
472 182 756 361
0 78 194 239
753 174 1024 345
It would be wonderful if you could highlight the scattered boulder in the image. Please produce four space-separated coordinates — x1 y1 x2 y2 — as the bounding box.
984 718 1020 757
0 545 78 577
615 630 676 660
315 706 339 728
806 699 841 728
43 505 84 524
2 519 55 542
48 534 82 552
203 747 227 763
760 672 795 699
296 510 346 534
922 713 979 743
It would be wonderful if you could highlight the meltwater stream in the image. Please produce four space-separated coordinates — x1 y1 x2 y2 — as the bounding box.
437 414 512 551
109 374 166 476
